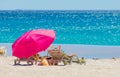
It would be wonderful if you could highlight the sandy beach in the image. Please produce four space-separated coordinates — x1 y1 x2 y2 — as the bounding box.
1 1 120 77
0 56 120 77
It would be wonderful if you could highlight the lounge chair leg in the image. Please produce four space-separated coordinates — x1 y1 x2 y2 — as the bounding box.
34 60 37 65
14 59 20 65
52 60 59 65
63 59 68 65
27 61 33 65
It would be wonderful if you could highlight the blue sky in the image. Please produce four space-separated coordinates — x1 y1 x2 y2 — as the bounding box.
0 0 120 10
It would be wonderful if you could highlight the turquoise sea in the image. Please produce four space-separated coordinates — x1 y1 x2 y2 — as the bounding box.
0 10 120 45
0 10 120 58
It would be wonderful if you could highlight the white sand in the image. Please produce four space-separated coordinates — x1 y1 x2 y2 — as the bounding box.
0 56 120 77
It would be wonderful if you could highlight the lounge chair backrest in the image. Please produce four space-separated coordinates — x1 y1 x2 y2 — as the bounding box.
48 50 65 60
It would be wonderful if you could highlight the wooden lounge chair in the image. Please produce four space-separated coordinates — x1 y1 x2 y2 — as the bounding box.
47 49 80 65
14 54 40 65
14 57 35 65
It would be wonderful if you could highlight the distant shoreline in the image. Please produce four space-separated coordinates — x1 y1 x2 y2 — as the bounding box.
1 43 120 59
1 10 120 11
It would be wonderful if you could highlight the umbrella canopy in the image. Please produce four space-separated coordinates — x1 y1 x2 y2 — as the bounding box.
12 29 55 58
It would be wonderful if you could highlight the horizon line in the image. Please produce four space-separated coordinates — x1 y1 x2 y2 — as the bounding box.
0 9 120 11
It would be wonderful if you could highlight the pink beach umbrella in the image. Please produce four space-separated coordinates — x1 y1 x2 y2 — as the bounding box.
12 29 55 58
